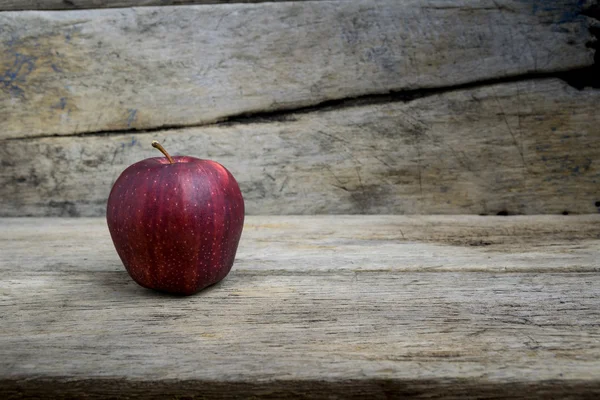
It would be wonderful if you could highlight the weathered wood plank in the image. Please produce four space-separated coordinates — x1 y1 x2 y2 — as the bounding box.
1 78 599 216
0 0 595 138
0 216 599 399
0 0 317 12
2 215 599 273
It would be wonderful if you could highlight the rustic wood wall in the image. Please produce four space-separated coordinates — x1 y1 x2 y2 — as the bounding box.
1 0 599 216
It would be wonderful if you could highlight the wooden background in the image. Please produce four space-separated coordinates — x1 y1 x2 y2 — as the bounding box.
2 2 600 398
1 0 599 216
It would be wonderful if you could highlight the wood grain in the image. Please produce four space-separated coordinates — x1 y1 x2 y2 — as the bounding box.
2 215 599 273
0 0 317 12
1 216 599 399
0 0 595 138
2 78 600 216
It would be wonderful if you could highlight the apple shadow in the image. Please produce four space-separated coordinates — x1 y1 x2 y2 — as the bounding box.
94 265 227 299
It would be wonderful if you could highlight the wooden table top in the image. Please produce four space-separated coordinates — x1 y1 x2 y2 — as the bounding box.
1 215 599 398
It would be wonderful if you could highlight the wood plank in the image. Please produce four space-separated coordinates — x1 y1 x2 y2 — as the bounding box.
0 0 595 138
0 216 599 399
1 215 599 273
2 78 600 216
0 0 317 12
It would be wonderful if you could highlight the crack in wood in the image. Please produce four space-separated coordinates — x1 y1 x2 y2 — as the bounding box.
4 68 599 142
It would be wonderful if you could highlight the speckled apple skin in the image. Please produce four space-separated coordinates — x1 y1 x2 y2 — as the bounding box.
106 156 244 295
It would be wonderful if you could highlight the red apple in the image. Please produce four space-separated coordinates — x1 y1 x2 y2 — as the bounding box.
106 141 244 295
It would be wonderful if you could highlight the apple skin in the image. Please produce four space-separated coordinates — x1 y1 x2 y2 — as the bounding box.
106 156 244 295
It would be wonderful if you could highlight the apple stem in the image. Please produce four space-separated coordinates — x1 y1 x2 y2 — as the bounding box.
152 141 175 164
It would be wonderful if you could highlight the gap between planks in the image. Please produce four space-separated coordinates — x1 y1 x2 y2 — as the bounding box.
2 67 598 142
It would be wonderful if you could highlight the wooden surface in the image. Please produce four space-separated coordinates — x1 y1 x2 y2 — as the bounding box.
1 215 599 399
2 78 600 217
0 0 595 138
0 0 316 11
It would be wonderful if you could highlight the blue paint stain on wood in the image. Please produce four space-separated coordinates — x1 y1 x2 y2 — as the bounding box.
119 137 138 151
51 97 67 110
1 52 37 98
127 109 138 127
525 0 588 24
64 27 81 43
